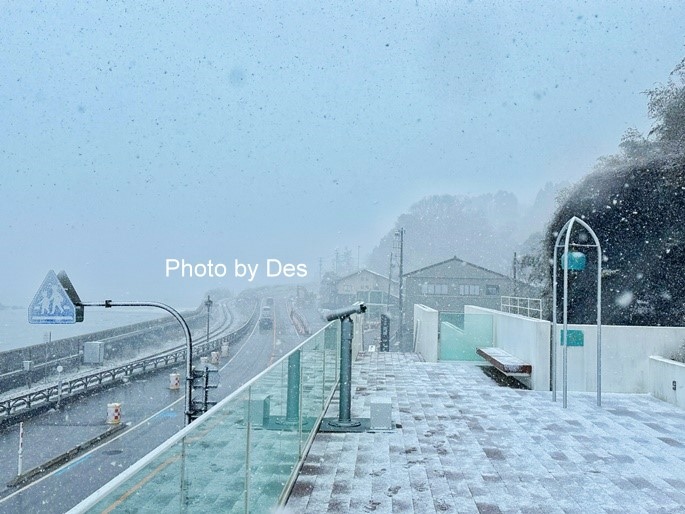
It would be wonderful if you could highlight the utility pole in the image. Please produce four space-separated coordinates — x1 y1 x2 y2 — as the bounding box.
394 228 405 347
386 251 394 314
513 252 518 296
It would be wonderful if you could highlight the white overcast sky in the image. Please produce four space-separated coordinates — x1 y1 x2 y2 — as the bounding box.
1 1 684 308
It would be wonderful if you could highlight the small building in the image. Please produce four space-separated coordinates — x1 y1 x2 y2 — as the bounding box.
402 256 535 339
331 269 399 320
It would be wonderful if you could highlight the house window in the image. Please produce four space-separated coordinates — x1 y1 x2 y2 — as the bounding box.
421 283 449 295
486 285 500 295
459 284 480 296
369 290 384 303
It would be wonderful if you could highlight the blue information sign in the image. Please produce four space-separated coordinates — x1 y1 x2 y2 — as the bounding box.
560 329 584 347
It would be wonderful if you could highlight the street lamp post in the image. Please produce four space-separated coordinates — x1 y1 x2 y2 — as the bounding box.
205 295 213 346
77 300 195 425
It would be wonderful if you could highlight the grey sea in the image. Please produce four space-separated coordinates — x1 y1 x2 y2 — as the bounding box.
0 307 188 351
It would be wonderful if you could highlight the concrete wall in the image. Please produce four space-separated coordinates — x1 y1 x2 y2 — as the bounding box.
465 306 550 391
552 323 685 394
413 304 439 362
649 356 685 409
466 305 685 395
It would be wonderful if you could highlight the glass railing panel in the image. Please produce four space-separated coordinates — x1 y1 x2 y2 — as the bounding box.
245 360 302 512
323 322 339 391
180 393 250 512
86 389 250 513
299 336 325 449
438 313 493 361
76 321 341 513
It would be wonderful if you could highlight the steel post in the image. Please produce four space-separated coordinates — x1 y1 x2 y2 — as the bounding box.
338 316 354 424
286 350 301 423
77 300 194 425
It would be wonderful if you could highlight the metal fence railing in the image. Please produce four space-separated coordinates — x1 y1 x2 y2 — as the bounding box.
500 296 543 319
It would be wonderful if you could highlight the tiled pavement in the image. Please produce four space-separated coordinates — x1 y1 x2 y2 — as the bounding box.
286 352 685 513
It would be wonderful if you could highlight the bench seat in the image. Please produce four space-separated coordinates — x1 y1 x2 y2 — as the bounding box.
476 347 532 377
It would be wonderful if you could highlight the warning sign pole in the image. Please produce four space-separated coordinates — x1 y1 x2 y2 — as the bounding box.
17 422 24 477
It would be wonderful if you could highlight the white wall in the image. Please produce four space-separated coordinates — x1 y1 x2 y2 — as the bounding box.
413 304 439 362
649 356 685 409
466 305 685 394
465 305 550 391
552 324 685 393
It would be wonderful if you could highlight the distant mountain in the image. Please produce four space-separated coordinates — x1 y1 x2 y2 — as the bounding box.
366 183 567 278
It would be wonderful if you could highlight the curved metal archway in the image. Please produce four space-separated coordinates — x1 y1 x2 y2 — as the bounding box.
552 216 603 408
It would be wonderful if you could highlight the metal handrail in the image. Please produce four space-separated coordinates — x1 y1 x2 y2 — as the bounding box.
500 296 543 319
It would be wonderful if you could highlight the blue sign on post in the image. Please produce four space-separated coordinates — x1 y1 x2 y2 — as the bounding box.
28 270 83 324
560 329 584 347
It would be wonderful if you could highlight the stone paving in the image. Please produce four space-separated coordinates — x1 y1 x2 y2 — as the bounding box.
286 352 685 513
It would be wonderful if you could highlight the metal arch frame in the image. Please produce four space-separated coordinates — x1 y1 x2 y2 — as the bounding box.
552 216 603 408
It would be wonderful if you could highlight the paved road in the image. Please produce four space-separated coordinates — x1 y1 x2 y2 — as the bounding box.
0 296 322 514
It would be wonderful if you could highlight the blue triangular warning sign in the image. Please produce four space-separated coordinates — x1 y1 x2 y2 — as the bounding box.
28 270 82 324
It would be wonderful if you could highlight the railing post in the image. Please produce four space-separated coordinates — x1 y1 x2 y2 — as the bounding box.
286 351 301 423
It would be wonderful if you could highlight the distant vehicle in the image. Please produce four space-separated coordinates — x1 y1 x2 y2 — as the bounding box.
265 297 274 307
259 305 273 330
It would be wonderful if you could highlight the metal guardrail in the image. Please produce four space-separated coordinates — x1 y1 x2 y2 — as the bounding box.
0 302 259 424
0 304 209 379
500 296 543 319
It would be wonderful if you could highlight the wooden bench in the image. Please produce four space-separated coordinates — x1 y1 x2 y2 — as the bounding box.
476 347 532 377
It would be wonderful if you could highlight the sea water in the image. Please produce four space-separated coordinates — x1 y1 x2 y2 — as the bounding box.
0 308 178 352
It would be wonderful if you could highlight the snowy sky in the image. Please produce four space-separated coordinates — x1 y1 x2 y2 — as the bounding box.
1 1 684 309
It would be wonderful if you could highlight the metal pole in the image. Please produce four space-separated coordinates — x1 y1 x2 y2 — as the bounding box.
205 295 213 347
77 300 194 425
397 228 405 349
44 332 50 385
552 242 558 402
17 422 24 477
57 365 63 408
597 250 603 407
513 252 518 297
386 251 393 315
286 351 301 423
202 366 210 414
562 219 574 409
339 316 353 424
